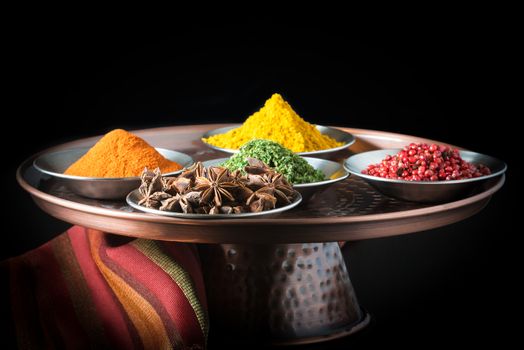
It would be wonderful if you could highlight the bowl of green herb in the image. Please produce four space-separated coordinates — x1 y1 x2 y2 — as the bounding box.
204 139 350 201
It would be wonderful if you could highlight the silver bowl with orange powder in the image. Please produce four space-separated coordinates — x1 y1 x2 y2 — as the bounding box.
33 148 194 200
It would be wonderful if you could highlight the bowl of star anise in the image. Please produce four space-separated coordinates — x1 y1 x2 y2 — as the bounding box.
126 161 302 218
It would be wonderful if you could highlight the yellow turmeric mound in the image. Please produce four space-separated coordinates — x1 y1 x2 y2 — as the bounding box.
202 93 343 152
65 129 182 177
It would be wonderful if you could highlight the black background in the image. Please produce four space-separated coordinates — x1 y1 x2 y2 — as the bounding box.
3 21 519 348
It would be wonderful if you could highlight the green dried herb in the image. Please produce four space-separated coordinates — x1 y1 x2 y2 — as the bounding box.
222 139 325 184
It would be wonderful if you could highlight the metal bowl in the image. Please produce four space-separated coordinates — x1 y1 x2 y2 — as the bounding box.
33 147 194 200
126 189 302 219
202 157 349 201
344 149 507 203
201 124 356 157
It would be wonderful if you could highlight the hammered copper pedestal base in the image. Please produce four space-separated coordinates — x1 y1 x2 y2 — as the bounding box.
200 242 370 345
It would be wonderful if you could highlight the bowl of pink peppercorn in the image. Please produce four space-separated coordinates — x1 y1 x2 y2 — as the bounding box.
344 143 507 203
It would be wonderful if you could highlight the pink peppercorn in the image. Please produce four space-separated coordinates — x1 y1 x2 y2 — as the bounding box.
363 143 491 181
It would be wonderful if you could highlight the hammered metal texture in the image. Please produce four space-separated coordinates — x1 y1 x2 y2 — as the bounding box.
200 243 363 341
39 175 428 217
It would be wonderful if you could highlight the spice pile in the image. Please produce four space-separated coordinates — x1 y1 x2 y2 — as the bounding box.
138 160 298 214
65 129 182 177
222 139 325 184
202 93 343 152
363 143 491 181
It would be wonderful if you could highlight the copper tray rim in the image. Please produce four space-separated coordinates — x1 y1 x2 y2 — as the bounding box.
17 169 504 226
16 125 506 227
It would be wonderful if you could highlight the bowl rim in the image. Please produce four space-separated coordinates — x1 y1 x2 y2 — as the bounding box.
33 147 194 181
201 124 356 155
126 189 302 219
344 148 507 185
202 157 350 187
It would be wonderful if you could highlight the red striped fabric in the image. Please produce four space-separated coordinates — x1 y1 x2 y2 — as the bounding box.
1 226 208 350
69 227 138 349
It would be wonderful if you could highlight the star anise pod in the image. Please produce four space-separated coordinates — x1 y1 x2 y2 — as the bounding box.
246 172 294 205
139 191 172 209
183 191 202 205
230 167 254 201
194 167 237 206
159 194 181 211
244 157 272 175
179 196 194 213
180 162 205 180
163 176 192 195
247 191 277 212
162 191 202 213
208 205 247 215
139 168 163 197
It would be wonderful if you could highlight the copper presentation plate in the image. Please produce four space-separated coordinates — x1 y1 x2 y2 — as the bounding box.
17 124 505 244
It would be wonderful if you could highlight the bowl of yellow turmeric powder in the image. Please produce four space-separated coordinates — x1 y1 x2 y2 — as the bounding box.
201 93 355 157
33 129 194 199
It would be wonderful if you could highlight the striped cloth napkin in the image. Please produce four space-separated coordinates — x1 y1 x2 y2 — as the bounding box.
1 226 208 349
